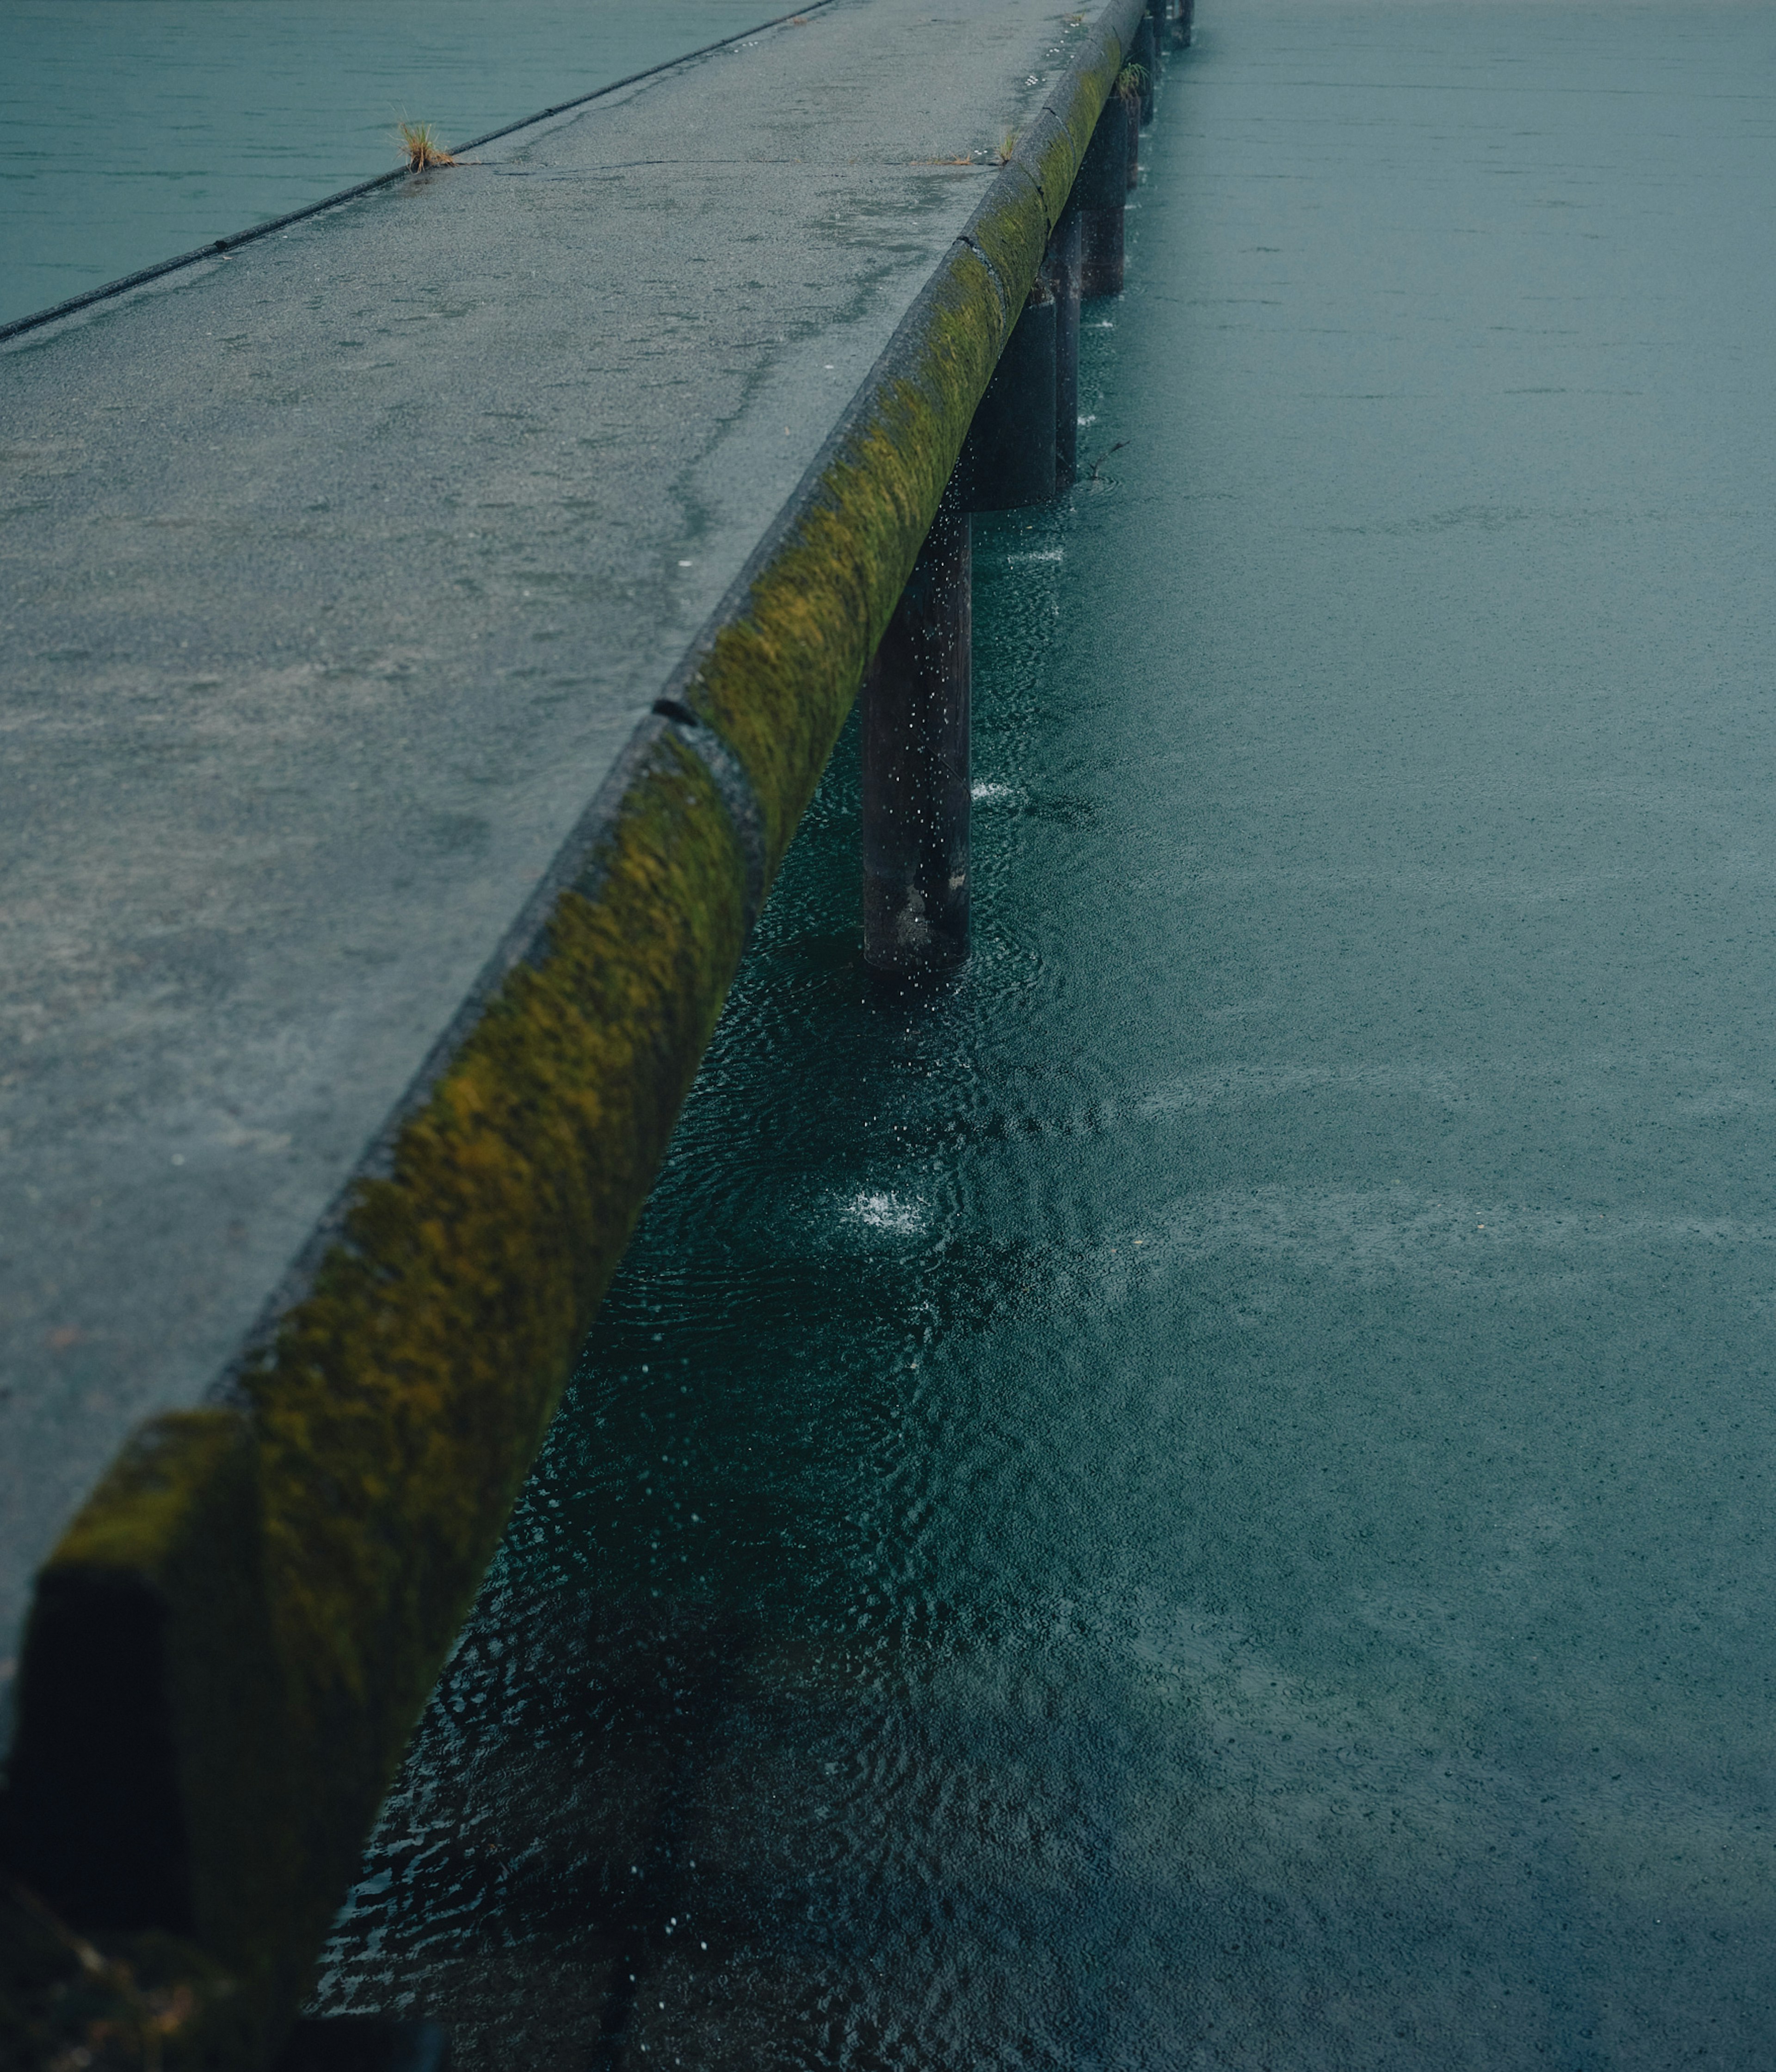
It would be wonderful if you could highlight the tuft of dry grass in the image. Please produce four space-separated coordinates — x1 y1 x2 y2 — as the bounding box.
1116 61 1148 103
397 120 456 171
995 128 1018 166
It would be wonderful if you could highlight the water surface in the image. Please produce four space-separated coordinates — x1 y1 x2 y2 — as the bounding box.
1 0 792 325
315 3 1776 2063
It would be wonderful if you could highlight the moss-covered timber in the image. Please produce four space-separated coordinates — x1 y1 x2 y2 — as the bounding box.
0 0 1151 2060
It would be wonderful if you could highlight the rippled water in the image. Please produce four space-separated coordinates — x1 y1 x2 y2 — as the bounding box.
0 0 787 326
313 2 1776 2064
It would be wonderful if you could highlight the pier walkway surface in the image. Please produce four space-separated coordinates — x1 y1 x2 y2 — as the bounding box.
0 0 1082 1665
0 0 1152 2047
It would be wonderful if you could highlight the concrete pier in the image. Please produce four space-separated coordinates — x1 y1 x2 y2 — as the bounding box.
0 0 1158 2051
1050 201 1083 493
960 287 1060 513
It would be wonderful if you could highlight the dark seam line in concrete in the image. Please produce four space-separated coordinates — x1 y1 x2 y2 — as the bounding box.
957 230 1016 333
0 0 837 349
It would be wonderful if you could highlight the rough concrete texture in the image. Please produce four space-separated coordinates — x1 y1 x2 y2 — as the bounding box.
0 0 1148 2044
0 0 1110 1697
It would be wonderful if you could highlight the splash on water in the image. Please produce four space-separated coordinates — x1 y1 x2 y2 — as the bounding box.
845 1190 927 1236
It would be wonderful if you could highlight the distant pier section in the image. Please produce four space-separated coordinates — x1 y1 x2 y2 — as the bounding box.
0 0 1179 2055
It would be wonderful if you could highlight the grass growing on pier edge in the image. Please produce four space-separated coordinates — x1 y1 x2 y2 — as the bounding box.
397 121 456 171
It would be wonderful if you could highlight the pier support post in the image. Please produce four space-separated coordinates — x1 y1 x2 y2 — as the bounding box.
960 288 1058 512
861 499 971 978
1051 197 1083 495
959 194 1080 507
1135 14 1158 123
955 196 1079 510
1174 0 1195 48
1078 91 1130 298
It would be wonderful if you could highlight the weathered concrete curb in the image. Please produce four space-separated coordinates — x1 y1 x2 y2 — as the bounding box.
2 0 1152 2053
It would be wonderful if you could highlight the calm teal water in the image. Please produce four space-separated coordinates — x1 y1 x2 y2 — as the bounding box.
314 2 1776 2064
0 0 793 326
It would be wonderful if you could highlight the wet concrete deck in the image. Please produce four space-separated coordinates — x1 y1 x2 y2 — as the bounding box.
0 0 1094 1710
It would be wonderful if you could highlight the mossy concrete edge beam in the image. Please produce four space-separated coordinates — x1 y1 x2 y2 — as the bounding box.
2 0 1149 2053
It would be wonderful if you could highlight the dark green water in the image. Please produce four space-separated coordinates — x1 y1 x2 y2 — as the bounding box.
314 3 1776 2064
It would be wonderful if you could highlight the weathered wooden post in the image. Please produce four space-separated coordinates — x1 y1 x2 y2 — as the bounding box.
1125 80 1141 190
1175 0 1195 48
1134 12 1158 123
1078 86 1130 298
861 498 972 978
1050 197 1083 494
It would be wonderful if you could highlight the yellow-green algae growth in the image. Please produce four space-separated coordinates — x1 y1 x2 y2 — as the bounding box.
682 16 1134 863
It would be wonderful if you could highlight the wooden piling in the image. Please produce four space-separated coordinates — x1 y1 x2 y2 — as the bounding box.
1078 91 1129 298
1049 199 1083 495
960 288 1059 512
861 503 972 978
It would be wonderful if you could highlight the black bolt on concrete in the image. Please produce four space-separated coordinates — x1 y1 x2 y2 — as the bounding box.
960 285 1060 513
1078 92 1130 298
1049 199 1084 495
861 500 972 979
